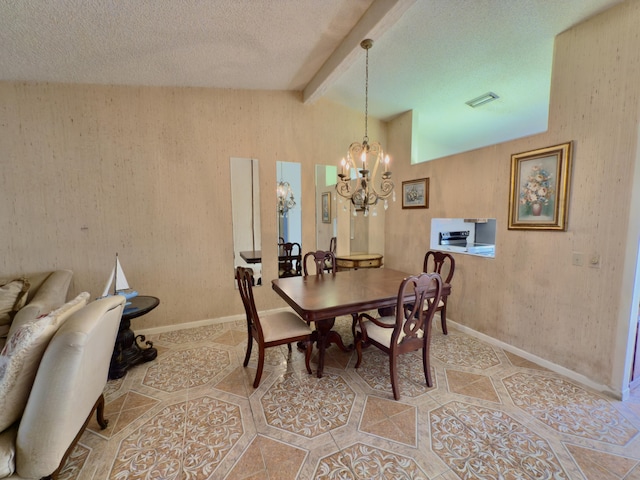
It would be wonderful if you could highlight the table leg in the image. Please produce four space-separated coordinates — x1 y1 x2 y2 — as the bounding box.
315 317 351 378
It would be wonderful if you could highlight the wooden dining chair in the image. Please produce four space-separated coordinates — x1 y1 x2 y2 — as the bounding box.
423 250 455 334
329 236 337 254
235 267 313 387
303 250 336 276
278 242 302 278
354 272 443 400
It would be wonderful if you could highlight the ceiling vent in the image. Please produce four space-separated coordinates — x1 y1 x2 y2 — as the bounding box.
465 92 499 108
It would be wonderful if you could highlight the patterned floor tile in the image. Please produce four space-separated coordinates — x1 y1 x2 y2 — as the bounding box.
110 395 243 479
87 390 159 438
143 345 231 392
503 372 638 445
225 435 307 479
213 328 246 346
314 442 428 479
215 365 257 397
430 401 568 478
445 369 500 403
565 443 639 478
359 396 417 447
261 371 355 437
431 333 500 369
504 350 548 370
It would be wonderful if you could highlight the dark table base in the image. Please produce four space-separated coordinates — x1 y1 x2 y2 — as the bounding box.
109 296 159 380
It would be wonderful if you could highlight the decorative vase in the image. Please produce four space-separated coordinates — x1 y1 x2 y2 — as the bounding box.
531 203 542 216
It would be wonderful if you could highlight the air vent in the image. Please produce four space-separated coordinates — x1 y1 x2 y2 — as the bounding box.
465 92 499 108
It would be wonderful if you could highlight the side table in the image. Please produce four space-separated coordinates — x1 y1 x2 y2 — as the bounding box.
335 253 383 271
109 295 159 379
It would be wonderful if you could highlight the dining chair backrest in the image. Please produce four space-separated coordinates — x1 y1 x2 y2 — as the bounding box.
393 272 443 347
329 236 337 254
235 267 263 339
303 250 336 276
278 242 302 277
422 250 455 335
423 250 455 284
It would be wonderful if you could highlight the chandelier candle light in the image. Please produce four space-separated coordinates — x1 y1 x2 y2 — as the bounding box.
336 38 395 216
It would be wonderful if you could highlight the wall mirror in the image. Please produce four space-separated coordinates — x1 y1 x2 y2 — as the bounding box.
231 157 262 286
277 161 302 245
315 164 337 252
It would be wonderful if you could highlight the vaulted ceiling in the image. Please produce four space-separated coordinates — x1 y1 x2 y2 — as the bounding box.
0 0 622 161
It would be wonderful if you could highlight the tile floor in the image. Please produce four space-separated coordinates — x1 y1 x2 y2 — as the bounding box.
59 314 640 479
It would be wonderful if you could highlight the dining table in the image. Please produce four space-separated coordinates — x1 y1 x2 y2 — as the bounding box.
272 267 450 377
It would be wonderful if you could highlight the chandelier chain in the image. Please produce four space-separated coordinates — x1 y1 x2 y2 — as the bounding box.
364 45 369 142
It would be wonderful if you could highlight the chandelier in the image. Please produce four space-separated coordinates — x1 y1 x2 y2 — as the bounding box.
336 38 394 216
277 166 296 216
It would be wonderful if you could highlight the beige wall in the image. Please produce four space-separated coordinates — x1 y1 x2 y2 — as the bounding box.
0 84 385 330
384 0 640 394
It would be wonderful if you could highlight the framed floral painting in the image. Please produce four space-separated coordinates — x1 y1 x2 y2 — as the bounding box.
508 142 573 230
402 178 429 209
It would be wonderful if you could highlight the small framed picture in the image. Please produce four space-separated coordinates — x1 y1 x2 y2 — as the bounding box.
508 142 572 230
321 192 331 223
402 178 429 209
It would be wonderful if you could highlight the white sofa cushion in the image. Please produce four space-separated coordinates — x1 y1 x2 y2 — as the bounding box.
0 279 30 339
0 292 89 432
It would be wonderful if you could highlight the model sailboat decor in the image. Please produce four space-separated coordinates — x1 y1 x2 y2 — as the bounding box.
102 253 139 301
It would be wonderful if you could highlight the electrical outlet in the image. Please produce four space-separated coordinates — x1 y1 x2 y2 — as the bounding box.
588 254 600 268
571 252 584 266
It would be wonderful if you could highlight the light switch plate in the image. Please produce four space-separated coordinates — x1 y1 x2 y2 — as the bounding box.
572 252 584 266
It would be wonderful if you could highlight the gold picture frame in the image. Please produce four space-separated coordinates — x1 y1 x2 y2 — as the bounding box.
401 178 429 209
508 142 573 230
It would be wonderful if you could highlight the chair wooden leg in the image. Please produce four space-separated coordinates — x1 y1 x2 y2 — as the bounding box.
350 313 358 346
96 393 109 429
354 334 363 368
253 347 265 388
440 301 448 335
287 343 292 352
422 344 433 388
304 340 313 374
243 331 253 367
390 354 400 400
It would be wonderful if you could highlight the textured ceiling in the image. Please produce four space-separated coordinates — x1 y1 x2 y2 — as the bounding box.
0 0 622 161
